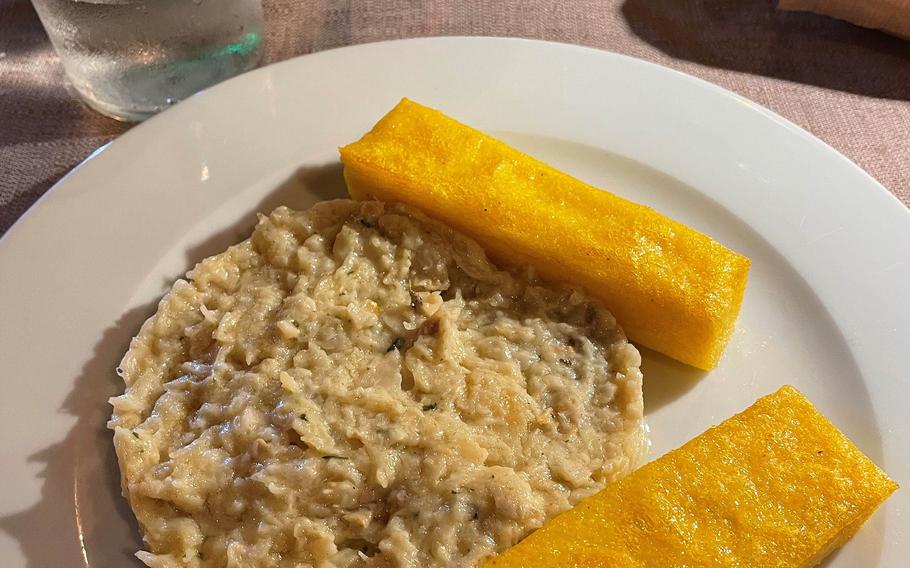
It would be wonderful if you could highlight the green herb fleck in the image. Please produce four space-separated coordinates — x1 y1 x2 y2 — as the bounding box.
322 455 348 460
558 358 572 366
422 403 437 411
387 337 404 352
586 305 597 323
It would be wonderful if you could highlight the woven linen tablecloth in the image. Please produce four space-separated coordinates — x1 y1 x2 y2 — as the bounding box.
1 0 909 236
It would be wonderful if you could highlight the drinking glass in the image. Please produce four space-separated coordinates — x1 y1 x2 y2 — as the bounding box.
31 0 264 122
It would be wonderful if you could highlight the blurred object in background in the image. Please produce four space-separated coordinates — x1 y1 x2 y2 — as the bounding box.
779 0 910 39
30 0 264 122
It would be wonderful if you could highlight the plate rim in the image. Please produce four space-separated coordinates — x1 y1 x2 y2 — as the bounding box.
0 36 907 565
3 36 907 246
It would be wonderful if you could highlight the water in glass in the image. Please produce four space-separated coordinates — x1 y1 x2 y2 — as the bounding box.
32 0 264 121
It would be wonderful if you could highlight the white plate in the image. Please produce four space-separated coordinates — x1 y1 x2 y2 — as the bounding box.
1 37 908 566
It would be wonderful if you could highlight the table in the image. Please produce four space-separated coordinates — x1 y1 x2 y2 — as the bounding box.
2 0 908 237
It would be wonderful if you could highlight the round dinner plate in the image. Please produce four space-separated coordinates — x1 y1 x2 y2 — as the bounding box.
1 37 908 566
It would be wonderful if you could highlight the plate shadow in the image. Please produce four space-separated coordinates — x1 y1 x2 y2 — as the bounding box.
184 162 348 268
0 304 154 567
639 346 704 414
0 162 347 566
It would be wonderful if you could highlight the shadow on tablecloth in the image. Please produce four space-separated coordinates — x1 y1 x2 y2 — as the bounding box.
622 0 910 101
0 0 130 236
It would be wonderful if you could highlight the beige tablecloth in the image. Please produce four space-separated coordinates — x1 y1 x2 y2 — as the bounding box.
1 0 909 236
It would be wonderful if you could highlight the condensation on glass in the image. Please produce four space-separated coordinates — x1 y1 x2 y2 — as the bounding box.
31 0 264 122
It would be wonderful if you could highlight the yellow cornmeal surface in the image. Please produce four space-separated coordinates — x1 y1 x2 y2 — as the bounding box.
339 99 750 370
484 386 898 568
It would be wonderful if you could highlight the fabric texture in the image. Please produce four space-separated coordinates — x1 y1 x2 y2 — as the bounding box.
1 0 908 236
779 0 910 39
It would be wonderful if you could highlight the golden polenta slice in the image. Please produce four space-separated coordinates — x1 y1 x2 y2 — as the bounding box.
339 99 750 370
483 385 898 568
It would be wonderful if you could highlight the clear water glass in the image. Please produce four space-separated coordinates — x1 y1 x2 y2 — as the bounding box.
31 0 264 122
